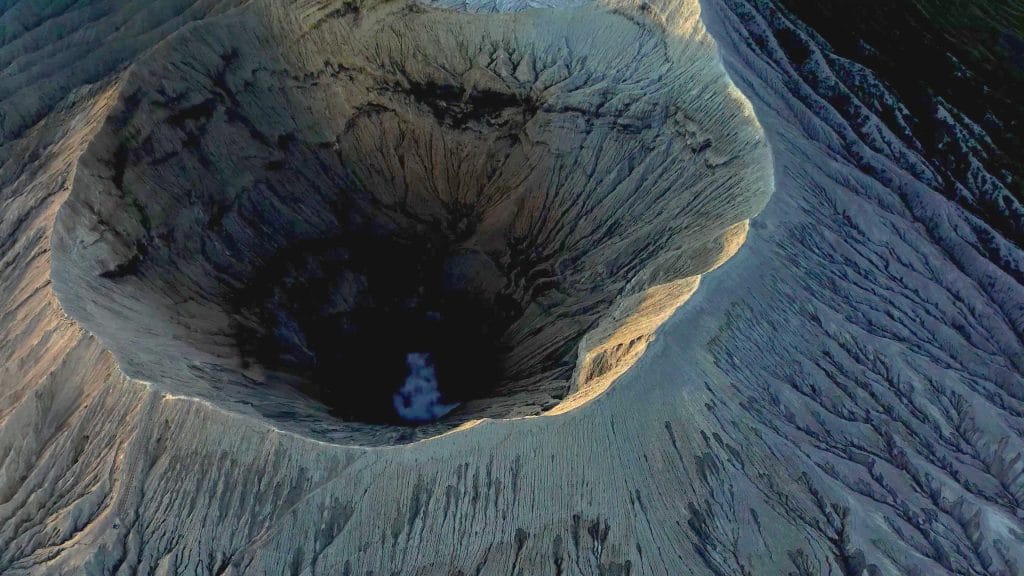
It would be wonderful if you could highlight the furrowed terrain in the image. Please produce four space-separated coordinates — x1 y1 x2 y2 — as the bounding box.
0 0 1020 574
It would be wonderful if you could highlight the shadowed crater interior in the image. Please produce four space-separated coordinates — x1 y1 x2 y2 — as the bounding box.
234 225 523 424
51 0 771 443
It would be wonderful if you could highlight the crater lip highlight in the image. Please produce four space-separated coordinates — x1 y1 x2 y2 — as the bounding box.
50 0 772 445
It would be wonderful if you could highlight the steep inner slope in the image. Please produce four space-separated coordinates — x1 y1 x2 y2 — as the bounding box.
51 0 771 441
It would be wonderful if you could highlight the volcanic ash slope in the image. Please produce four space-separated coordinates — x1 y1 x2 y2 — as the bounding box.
1 0 1020 574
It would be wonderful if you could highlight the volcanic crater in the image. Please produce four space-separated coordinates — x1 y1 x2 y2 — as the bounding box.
51 0 772 444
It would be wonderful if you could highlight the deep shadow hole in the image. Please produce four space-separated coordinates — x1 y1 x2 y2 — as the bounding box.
231 217 524 425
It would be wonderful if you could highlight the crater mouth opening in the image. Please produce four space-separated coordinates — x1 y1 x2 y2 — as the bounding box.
51 0 772 444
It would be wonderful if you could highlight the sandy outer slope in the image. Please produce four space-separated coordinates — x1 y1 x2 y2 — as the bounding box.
0 0 1021 574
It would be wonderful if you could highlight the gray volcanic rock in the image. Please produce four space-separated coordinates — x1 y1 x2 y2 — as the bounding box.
0 0 1021 574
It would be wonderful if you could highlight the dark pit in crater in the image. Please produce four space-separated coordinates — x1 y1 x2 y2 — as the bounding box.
233 228 525 424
